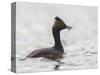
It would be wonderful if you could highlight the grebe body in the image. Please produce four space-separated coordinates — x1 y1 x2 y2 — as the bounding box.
26 16 72 59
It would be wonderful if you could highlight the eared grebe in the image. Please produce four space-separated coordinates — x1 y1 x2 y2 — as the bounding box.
26 16 72 60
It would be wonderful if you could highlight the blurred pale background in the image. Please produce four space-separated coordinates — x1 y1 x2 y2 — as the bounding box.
16 2 97 57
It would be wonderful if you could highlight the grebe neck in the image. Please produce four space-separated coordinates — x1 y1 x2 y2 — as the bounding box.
52 29 64 52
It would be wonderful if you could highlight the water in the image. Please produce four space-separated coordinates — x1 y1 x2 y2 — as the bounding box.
16 41 97 73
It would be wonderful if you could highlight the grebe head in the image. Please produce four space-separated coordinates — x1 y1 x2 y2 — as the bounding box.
53 16 72 31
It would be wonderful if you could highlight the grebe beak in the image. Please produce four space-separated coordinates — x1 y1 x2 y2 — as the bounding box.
66 25 72 30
